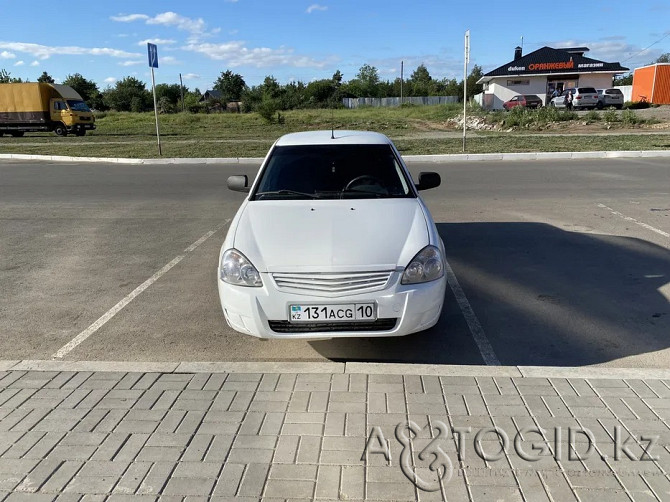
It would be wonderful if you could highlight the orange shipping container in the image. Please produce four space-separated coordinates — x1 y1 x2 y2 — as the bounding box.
632 64 670 104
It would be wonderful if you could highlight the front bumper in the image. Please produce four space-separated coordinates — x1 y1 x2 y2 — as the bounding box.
217 271 447 339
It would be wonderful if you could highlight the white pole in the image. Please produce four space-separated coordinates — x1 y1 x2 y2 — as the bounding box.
463 30 469 153
151 67 162 156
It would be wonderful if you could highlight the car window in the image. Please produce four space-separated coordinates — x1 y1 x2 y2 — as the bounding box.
252 144 415 200
606 89 623 95
578 87 597 94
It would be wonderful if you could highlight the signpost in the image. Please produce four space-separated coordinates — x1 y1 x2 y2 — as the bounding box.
463 30 470 153
147 43 161 156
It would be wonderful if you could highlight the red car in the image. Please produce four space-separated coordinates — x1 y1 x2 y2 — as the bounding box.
503 94 543 110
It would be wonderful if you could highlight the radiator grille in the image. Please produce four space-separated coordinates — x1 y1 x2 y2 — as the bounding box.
271 271 392 297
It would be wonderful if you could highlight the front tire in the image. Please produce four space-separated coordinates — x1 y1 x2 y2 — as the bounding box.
75 130 86 137
54 124 67 136
10 131 24 137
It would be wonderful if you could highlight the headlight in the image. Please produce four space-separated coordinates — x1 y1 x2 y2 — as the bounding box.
220 248 262 287
401 245 444 285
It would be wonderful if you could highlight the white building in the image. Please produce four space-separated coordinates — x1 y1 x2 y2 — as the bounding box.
477 46 629 110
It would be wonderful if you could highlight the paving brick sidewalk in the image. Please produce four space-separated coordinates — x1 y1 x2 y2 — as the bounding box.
1 365 670 501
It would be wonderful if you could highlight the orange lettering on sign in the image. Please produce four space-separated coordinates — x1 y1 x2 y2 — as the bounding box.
527 61 574 71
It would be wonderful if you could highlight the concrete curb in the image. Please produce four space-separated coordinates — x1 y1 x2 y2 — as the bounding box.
2 360 670 379
2 150 670 165
345 362 522 377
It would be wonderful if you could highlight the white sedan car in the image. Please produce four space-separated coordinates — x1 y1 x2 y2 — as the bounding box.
218 130 446 339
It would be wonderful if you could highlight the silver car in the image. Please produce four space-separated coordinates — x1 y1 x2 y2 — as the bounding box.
550 87 600 110
597 88 624 109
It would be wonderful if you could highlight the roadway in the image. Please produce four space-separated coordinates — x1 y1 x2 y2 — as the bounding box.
1 157 668 367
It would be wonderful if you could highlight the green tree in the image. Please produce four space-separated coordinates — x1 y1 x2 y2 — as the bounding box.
0 69 22 83
613 73 633 86
155 83 182 106
62 73 106 110
465 64 484 101
214 70 247 102
37 71 55 83
103 77 151 112
409 64 435 96
655 53 670 63
355 63 380 97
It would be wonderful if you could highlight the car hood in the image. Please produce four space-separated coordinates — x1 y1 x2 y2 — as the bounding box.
233 199 429 272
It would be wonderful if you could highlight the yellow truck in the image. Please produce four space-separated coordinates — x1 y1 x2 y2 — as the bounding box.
0 83 96 137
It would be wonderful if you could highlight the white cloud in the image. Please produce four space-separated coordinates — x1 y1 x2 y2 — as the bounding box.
147 12 205 33
0 42 141 60
137 38 176 46
14 60 24 66
110 14 150 22
161 56 179 64
306 4 328 13
30 60 39 66
104 77 117 83
119 60 143 66
181 73 200 80
184 41 329 68
110 11 218 41
1 50 15 59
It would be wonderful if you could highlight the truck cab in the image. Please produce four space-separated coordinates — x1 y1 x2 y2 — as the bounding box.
49 87 96 136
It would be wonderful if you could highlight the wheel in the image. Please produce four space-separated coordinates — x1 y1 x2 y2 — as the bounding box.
597 102 603 109
10 131 24 137
54 124 67 136
75 130 86 137
550 102 555 107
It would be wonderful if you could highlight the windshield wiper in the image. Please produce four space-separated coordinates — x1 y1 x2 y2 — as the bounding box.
255 190 319 199
340 189 392 198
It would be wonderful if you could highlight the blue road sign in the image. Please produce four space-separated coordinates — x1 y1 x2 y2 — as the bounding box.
147 43 158 68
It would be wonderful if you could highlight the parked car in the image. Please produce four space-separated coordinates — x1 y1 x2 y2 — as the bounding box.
550 87 599 109
503 94 543 110
219 130 447 339
597 88 624 109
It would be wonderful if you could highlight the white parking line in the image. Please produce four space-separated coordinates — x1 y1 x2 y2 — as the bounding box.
52 220 230 360
597 203 670 238
444 258 501 366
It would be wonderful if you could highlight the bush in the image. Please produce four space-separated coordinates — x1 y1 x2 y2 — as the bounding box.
603 109 618 122
623 101 650 110
621 109 640 125
585 110 601 122
257 99 280 123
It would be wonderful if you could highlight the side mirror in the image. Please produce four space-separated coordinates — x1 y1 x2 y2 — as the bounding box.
416 172 441 191
227 175 250 193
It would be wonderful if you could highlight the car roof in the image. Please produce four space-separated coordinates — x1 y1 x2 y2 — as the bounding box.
275 130 393 146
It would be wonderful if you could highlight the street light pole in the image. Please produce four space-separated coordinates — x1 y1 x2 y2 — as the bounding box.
463 30 470 153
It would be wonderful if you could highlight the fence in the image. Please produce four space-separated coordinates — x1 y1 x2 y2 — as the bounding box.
341 96 459 109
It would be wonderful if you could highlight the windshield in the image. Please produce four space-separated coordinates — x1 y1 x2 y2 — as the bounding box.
251 144 414 200
67 100 91 112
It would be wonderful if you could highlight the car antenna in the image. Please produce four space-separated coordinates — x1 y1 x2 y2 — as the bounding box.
331 109 335 139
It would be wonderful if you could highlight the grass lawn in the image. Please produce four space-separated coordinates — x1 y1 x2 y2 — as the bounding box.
1 107 669 158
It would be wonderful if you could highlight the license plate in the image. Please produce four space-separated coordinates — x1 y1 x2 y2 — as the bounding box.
289 303 376 323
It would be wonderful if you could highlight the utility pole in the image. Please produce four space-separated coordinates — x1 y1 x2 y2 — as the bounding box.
400 61 404 105
463 30 470 153
179 73 185 113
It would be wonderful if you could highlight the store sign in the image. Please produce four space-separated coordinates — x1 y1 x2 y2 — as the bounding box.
528 61 574 71
507 61 582 73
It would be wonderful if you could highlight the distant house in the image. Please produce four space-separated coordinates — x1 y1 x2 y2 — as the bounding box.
199 89 222 102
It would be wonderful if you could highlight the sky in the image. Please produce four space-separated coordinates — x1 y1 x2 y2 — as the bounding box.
0 0 668 92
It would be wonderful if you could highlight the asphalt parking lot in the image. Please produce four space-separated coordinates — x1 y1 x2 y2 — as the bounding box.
1 157 668 367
